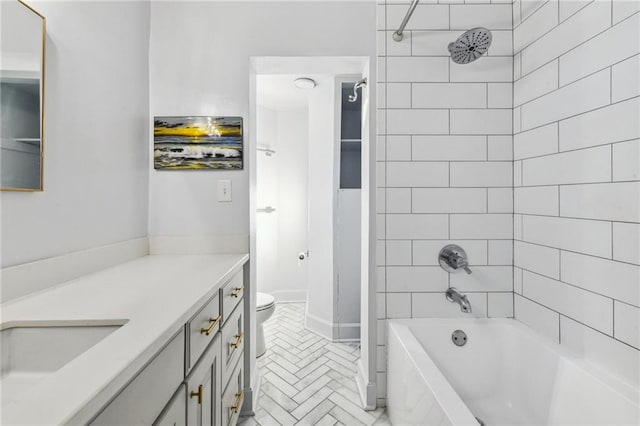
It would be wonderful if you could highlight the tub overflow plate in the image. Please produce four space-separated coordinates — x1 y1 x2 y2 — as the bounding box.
451 329 467 346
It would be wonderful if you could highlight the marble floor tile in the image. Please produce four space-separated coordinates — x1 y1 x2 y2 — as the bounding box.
238 303 391 426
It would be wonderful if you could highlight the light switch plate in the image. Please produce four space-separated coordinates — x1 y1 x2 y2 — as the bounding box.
218 180 232 202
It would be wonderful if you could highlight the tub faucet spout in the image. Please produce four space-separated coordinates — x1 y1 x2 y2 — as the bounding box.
446 287 472 313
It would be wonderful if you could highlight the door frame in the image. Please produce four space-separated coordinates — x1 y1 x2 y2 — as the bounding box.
248 56 378 410
333 75 364 343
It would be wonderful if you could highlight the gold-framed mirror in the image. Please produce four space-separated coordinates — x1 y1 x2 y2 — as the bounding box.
1 0 46 191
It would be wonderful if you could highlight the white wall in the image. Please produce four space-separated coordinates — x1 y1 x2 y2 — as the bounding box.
512 0 640 387
376 0 514 406
150 1 377 409
1 0 43 74
275 108 309 302
148 1 376 242
306 77 337 332
1 1 150 268
256 106 280 298
256 104 309 302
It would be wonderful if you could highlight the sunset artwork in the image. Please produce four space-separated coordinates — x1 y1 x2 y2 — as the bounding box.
154 116 243 170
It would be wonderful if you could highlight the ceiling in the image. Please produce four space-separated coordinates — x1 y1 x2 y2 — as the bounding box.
257 74 328 111
255 56 366 111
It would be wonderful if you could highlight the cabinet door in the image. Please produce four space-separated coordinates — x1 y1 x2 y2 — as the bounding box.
221 304 244 387
187 333 222 426
154 384 186 426
221 354 244 426
90 329 185 426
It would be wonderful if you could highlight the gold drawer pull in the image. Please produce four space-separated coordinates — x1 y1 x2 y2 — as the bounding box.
200 316 221 336
231 390 244 414
230 287 244 298
190 384 203 405
230 332 244 349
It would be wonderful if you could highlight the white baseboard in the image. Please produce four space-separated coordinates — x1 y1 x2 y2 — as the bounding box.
356 358 377 411
333 322 361 341
149 235 249 255
304 312 361 342
1 237 149 304
304 312 333 340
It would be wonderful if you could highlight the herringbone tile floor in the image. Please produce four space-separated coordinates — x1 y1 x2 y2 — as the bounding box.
238 303 390 426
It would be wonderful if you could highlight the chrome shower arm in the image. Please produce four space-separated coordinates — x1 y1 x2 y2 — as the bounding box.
393 0 420 42
348 78 368 103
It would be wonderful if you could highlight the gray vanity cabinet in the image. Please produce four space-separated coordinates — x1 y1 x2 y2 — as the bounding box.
186 334 222 426
88 269 245 426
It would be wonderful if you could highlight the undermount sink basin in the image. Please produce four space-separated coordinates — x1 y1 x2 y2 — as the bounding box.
1 322 125 404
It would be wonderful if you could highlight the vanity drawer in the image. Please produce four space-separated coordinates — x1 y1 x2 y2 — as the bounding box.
221 353 244 426
221 304 244 387
220 271 243 325
187 292 221 371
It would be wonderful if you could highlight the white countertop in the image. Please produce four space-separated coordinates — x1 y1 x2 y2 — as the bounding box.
1 253 249 425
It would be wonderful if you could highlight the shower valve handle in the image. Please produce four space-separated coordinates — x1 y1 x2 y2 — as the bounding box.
439 245 472 275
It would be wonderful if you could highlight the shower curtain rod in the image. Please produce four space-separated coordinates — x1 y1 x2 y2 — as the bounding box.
393 0 420 42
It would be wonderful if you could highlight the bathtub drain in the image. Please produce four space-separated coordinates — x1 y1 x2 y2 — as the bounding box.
451 329 467 346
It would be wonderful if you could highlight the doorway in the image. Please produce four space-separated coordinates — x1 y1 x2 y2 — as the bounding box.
255 75 310 304
254 70 363 340
249 56 376 410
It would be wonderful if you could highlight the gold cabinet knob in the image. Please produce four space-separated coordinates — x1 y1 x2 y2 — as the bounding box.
230 287 243 298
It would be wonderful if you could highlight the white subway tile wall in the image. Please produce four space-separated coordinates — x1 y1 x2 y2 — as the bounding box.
376 0 640 407
513 0 640 388
376 0 514 406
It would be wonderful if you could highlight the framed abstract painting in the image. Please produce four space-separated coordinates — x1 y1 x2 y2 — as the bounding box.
154 116 243 170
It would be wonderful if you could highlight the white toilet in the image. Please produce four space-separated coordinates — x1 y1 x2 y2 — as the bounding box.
256 292 276 358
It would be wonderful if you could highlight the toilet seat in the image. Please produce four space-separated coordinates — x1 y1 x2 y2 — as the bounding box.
257 292 275 311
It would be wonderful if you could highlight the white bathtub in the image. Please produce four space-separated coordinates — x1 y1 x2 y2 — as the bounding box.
387 318 640 426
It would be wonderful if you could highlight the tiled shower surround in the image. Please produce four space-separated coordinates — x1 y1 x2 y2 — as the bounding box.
512 0 639 386
376 0 639 407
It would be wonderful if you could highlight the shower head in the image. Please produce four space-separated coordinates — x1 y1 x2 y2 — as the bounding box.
448 27 492 64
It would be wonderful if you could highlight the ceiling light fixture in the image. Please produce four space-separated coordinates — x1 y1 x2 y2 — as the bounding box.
293 77 316 89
